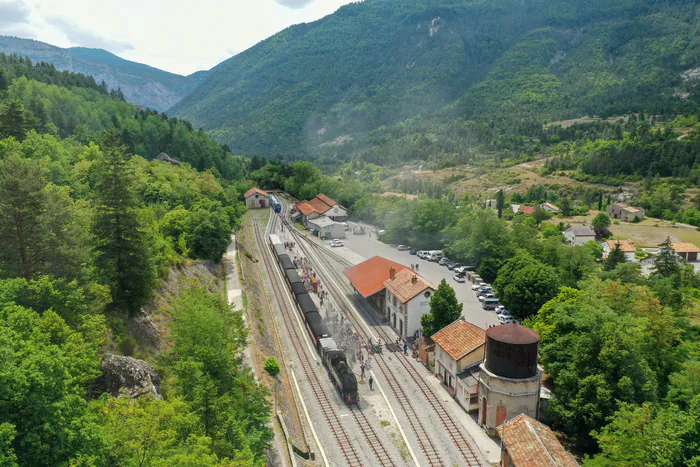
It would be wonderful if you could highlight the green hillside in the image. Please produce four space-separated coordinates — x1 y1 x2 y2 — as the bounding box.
172 0 700 163
0 36 200 111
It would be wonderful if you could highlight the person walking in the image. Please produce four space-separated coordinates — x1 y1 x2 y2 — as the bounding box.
403 342 408 354
369 375 374 391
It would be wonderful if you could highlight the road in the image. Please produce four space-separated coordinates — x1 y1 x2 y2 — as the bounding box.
330 226 500 330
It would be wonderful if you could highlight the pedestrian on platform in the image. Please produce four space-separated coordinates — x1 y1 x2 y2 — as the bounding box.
369 376 374 391
404 343 408 354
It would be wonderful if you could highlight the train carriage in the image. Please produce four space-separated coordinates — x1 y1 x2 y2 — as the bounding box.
273 243 286 258
305 311 330 342
279 254 295 271
290 281 307 298
296 293 318 315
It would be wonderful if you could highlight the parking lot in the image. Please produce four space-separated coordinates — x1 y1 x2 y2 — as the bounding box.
329 228 500 329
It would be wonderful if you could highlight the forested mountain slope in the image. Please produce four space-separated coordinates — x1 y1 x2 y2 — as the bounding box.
172 0 700 162
0 36 200 111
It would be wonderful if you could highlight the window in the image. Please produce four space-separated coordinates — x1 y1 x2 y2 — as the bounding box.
424 291 431 298
393 296 397 307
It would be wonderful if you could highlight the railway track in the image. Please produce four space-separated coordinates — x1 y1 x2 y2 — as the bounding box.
252 211 397 467
276 198 486 466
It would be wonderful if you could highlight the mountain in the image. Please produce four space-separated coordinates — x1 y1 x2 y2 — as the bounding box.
0 36 199 111
171 0 700 162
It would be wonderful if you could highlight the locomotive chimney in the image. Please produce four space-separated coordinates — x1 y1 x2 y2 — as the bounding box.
389 267 396 279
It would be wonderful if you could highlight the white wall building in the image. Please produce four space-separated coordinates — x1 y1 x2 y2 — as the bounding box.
601 239 637 262
384 269 435 340
563 225 595 246
432 318 486 412
307 217 346 239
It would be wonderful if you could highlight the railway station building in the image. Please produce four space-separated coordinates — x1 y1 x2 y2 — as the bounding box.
383 269 435 340
306 216 346 239
344 256 409 316
244 187 268 209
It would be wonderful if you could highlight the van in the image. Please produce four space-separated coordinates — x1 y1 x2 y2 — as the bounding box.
428 250 444 261
482 297 500 310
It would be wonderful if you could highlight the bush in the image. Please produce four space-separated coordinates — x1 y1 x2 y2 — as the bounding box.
264 356 280 378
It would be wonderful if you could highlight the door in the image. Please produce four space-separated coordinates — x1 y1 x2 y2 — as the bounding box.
496 405 507 426
260 199 266 208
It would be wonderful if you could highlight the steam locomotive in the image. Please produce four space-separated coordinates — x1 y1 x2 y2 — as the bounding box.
268 233 358 404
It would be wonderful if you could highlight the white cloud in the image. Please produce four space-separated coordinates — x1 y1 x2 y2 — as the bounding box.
274 0 315 9
0 0 356 75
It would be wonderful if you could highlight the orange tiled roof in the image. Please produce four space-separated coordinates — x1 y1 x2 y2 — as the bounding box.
519 206 535 215
315 193 347 210
308 197 332 213
295 201 318 216
244 187 268 198
344 256 409 298
604 240 636 253
498 414 578 467
670 242 700 253
383 268 435 304
431 319 486 360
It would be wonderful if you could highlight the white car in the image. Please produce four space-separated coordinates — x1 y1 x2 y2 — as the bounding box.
454 266 469 274
471 282 487 291
499 315 516 324
453 274 466 283
397 245 411 251
478 293 496 302
330 240 344 247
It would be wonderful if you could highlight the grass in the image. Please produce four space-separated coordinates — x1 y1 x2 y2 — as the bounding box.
550 212 700 248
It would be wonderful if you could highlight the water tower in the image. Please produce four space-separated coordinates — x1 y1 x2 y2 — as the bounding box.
478 323 542 435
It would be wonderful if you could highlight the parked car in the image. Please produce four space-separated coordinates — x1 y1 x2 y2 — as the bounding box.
471 282 487 291
482 297 500 310
417 250 426 259
397 245 411 251
476 289 495 298
378 229 387 236
453 274 466 283
409 250 418 255
330 240 344 247
499 315 516 324
427 250 444 261
454 266 470 274
343 222 349 231
438 257 451 266
478 293 496 302
447 262 460 270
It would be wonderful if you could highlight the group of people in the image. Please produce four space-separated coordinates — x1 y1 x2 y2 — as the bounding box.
283 241 296 250
410 263 419 271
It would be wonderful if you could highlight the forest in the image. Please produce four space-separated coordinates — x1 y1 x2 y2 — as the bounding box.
0 55 269 465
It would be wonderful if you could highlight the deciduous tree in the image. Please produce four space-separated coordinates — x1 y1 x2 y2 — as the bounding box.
494 252 560 318
422 279 463 337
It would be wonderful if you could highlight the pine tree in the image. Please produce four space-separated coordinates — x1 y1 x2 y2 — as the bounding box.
0 100 27 141
421 279 463 337
653 237 680 277
604 242 627 271
92 130 155 313
0 68 8 92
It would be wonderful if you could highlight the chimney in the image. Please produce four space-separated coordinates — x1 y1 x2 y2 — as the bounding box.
389 267 396 279
412 275 417 284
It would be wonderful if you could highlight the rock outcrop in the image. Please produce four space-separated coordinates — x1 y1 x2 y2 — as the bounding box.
93 354 162 399
155 152 181 166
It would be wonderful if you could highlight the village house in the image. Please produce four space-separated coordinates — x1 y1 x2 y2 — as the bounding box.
607 203 645 222
497 414 579 467
308 193 348 221
293 200 321 226
540 202 561 213
244 187 268 209
601 239 637 262
344 256 409 315
517 205 535 215
563 225 595 246
485 199 498 209
306 216 345 239
432 318 486 412
670 242 700 262
384 268 435 340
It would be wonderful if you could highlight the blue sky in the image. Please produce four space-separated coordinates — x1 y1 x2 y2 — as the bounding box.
0 0 357 75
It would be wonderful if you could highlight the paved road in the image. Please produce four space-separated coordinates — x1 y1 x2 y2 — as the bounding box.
332 228 500 330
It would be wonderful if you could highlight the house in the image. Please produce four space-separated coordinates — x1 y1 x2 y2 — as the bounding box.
308 193 349 221
432 318 487 412
607 203 645 222
601 240 637 262
244 187 268 209
485 199 498 209
293 200 321 226
670 242 700 262
344 256 409 314
384 268 435 340
497 414 578 467
563 225 595 246
540 202 562 213
518 206 535 215
306 216 345 239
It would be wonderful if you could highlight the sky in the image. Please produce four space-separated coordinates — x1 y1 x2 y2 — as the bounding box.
0 0 357 76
